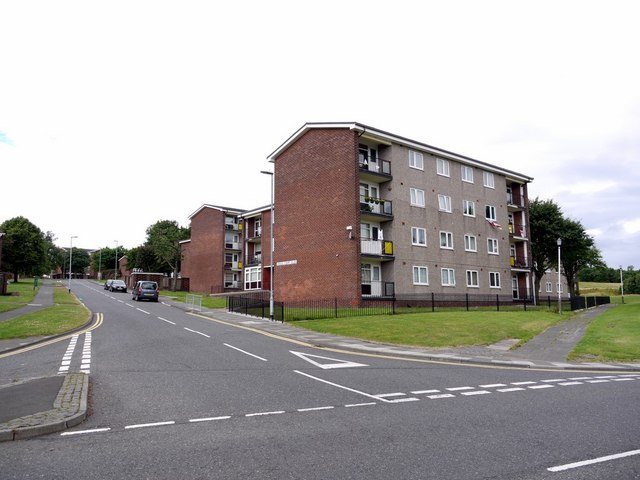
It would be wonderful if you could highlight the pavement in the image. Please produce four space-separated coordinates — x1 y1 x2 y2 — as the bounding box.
0 282 638 441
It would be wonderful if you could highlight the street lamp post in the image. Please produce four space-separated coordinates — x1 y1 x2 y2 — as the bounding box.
68 235 77 292
260 170 275 321
557 238 562 314
620 265 625 304
114 240 118 279
98 249 102 281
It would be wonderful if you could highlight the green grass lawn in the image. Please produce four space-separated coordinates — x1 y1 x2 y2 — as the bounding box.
0 284 90 340
0 279 39 313
162 290 227 309
292 310 563 348
569 295 640 362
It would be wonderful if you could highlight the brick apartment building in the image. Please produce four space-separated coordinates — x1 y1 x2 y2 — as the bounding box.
180 204 271 295
182 122 536 304
268 122 534 304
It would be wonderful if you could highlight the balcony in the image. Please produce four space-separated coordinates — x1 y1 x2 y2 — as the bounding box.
360 196 393 221
224 261 243 270
224 242 242 250
245 255 262 266
361 281 395 297
361 239 394 260
359 159 392 183
510 256 529 269
225 222 242 231
508 223 527 239
507 194 526 211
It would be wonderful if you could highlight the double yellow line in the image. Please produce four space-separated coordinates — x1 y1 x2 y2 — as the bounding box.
0 313 103 359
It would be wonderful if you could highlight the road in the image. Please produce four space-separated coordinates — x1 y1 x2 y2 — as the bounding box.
1 279 639 479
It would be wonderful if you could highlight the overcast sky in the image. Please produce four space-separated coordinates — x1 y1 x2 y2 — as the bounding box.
1 1 638 269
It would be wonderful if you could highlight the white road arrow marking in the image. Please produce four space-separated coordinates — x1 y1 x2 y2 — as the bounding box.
290 351 368 369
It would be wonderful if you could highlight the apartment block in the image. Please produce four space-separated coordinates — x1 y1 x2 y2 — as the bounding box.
267 122 534 303
181 204 272 295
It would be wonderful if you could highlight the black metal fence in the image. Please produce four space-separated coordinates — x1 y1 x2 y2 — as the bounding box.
570 295 611 311
227 291 603 321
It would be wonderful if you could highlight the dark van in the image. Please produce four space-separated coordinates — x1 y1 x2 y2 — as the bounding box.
132 281 159 302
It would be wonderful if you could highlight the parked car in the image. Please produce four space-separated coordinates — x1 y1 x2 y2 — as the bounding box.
108 279 127 293
132 281 159 302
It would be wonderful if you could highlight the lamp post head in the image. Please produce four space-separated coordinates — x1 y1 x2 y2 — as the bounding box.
557 238 562 246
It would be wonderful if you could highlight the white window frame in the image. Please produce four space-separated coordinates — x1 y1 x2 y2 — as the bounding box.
463 200 475 217
489 272 501 288
244 266 262 290
462 165 474 183
413 266 429 285
464 234 477 252
438 194 452 213
485 205 497 221
411 227 427 247
437 158 450 177
441 268 456 287
466 270 479 288
545 282 553 293
483 171 495 189
487 238 499 255
409 150 424 170
439 231 453 249
410 188 425 207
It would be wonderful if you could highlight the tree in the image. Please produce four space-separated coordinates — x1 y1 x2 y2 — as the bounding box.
125 245 165 274
69 248 90 276
529 198 565 303
0 216 48 280
90 247 126 279
558 217 602 297
145 220 190 291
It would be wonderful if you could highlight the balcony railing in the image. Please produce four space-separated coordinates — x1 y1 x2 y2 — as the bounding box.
361 239 394 257
510 256 529 268
361 281 395 297
360 196 393 216
359 159 391 176
508 223 527 238
225 242 242 250
245 255 262 266
224 261 243 270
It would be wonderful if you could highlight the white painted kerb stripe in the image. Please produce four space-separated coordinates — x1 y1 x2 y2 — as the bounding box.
548 448 640 472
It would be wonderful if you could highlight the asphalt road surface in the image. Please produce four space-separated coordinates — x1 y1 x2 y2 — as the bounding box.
1 280 639 479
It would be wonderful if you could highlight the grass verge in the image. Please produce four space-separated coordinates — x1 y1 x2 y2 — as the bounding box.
569 295 640 362
0 284 90 340
0 280 39 313
162 290 227 309
292 310 563 348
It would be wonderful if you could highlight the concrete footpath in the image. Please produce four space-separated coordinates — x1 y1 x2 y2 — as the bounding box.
1 290 638 441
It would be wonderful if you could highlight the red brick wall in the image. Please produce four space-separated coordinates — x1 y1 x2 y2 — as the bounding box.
274 128 361 302
182 208 225 293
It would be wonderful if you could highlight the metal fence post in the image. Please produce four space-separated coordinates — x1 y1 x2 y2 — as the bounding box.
496 295 500 312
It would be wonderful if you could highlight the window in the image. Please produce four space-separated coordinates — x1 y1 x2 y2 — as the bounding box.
439 231 453 249
360 223 371 240
489 272 501 288
483 171 495 188
411 227 427 246
464 234 477 252
409 150 424 170
244 266 262 290
485 205 497 221
462 165 474 183
437 158 450 177
410 188 425 207
545 282 553 293
463 200 475 217
438 194 452 212
441 268 455 286
466 270 479 287
487 238 499 255
413 266 429 285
